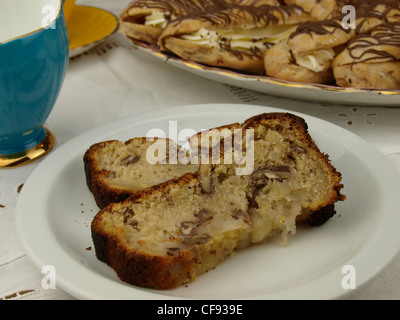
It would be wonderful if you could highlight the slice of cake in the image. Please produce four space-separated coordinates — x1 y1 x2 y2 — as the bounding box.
84 137 198 208
90 113 345 289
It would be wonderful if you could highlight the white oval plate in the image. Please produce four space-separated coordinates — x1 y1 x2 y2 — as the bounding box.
16 103 400 300
123 37 400 107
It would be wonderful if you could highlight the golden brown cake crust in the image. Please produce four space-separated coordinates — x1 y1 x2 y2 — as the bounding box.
84 139 133 209
92 231 195 289
92 173 201 290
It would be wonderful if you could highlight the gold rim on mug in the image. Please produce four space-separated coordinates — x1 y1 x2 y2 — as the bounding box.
0 128 56 169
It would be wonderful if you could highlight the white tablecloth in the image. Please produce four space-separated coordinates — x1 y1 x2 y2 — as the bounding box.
1 0 400 300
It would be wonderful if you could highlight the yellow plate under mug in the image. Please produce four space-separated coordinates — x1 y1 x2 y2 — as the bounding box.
67 5 119 57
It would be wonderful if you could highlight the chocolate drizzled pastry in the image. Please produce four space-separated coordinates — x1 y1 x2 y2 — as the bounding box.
264 16 354 83
349 0 400 34
346 22 400 63
119 0 400 88
284 0 343 20
351 0 400 11
287 16 355 58
119 0 281 44
332 22 400 89
289 18 353 39
119 0 221 44
158 4 310 74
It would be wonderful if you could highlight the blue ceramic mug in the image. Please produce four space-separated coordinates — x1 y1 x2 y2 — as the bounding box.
0 0 69 167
